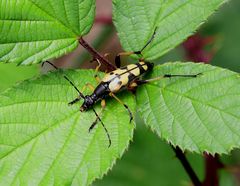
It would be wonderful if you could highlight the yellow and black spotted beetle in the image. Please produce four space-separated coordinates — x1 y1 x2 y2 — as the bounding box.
43 28 200 147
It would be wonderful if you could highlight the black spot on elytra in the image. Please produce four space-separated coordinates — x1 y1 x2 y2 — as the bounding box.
136 63 146 74
118 81 122 85
128 72 136 81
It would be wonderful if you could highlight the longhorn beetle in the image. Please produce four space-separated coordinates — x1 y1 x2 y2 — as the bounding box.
43 27 201 147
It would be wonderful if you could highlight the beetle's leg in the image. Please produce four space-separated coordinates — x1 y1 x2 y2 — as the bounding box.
126 81 138 93
115 27 157 68
84 83 95 91
89 100 112 147
95 58 101 73
128 82 138 89
115 51 141 68
94 59 102 83
136 73 202 85
89 99 106 131
68 83 95 105
68 97 81 105
103 53 110 58
70 82 111 147
109 92 133 123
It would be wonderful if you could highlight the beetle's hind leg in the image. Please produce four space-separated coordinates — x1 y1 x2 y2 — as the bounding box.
115 27 157 68
109 92 133 123
68 83 95 105
115 51 142 68
136 73 202 85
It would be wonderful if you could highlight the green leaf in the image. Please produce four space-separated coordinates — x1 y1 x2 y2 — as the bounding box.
113 0 227 60
0 70 135 185
93 123 204 186
0 0 95 65
0 63 38 92
136 62 240 154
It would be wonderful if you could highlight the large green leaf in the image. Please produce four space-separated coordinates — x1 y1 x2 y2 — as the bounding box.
93 123 204 186
137 62 240 154
0 0 95 65
113 0 226 60
0 70 135 185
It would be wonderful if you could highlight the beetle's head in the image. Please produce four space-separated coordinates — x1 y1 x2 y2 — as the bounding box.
80 95 94 112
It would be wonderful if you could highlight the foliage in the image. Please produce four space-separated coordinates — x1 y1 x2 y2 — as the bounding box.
1 0 239 185
137 62 240 154
0 70 134 185
94 123 204 186
113 0 226 60
0 0 95 65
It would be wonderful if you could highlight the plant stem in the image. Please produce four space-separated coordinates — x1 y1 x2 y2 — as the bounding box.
78 37 116 71
182 34 222 186
75 26 114 66
202 154 223 186
95 16 112 25
172 146 201 186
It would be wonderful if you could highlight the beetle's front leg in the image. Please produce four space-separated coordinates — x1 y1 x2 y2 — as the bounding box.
68 83 95 105
90 58 104 82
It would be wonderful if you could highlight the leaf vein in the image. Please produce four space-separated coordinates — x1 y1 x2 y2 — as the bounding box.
27 0 77 36
191 102 226 151
38 114 80 184
10 139 38 185
161 89 200 150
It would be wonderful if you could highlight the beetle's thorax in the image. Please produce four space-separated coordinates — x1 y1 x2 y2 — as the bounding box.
80 83 110 112
80 95 96 112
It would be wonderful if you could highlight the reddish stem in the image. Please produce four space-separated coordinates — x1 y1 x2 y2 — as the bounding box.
78 37 116 71
183 34 224 186
202 154 224 186
95 16 112 24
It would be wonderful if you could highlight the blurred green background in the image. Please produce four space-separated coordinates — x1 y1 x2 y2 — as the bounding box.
1 0 240 185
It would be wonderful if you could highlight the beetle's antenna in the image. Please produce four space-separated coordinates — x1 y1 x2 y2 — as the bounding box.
139 26 158 53
42 61 85 99
63 76 85 99
92 108 111 147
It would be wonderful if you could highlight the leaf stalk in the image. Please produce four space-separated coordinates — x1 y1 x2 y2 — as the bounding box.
78 37 116 71
172 146 201 186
